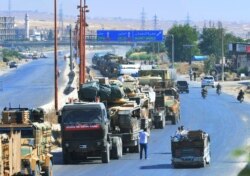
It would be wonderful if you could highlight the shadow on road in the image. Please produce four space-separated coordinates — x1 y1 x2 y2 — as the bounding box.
151 152 171 155
140 164 172 170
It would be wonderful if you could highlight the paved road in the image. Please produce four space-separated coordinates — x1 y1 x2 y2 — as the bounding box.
0 53 67 110
52 80 250 176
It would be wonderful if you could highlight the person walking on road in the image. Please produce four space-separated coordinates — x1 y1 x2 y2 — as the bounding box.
139 128 150 160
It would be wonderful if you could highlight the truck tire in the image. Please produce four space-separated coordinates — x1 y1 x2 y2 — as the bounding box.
111 137 121 159
130 143 140 153
44 160 53 176
63 151 72 164
154 122 159 129
118 138 123 158
101 144 110 163
32 163 40 176
159 119 165 129
171 117 176 125
173 163 180 168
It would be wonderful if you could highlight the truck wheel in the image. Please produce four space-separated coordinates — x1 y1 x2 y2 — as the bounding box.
63 151 71 164
159 120 164 129
111 137 120 159
154 122 159 129
202 159 207 167
130 143 140 153
101 144 110 163
44 160 53 176
171 117 176 125
32 164 40 176
118 138 123 158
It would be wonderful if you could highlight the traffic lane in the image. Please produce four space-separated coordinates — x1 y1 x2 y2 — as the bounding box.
179 86 249 176
0 55 67 109
53 86 249 176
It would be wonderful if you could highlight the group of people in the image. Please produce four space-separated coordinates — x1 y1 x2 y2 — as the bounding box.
189 70 197 81
173 125 189 141
201 83 245 102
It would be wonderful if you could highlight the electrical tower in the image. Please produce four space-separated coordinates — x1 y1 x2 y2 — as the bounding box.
186 13 190 25
59 3 64 40
8 0 12 17
141 8 146 30
153 14 158 30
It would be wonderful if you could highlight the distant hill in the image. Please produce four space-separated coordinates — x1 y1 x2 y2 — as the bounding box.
0 11 249 39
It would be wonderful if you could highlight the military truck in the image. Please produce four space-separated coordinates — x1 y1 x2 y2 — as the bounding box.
0 107 53 176
0 132 21 176
154 90 180 125
171 130 211 168
108 101 142 153
59 102 123 164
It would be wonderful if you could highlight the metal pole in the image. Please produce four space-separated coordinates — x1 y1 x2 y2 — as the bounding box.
54 0 58 112
82 0 86 83
221 27 224 81
79 0 83 85
69 25 73 72
171 34 174 68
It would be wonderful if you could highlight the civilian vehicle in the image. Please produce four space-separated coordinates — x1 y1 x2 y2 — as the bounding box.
201 75 215 88
176 80 189 93
171 130 211 168
9 61 18 68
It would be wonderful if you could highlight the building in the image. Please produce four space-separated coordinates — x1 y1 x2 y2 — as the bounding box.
0 16 15 41
229 43 250 74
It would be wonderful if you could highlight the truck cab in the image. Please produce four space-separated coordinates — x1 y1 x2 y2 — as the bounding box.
59 102 123 164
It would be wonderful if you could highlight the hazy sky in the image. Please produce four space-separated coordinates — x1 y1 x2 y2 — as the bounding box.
1 0 250 21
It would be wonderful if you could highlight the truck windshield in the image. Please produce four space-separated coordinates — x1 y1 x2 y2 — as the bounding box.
62 109 102 124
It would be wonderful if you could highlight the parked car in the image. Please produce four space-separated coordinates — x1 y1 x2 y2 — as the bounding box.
201 75 215 88
176 80 189 93
9 62 18 68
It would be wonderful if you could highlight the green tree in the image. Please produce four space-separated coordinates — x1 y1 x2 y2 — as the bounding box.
166 24 200 62
204 54 216 74
199 27 244 60
48 30 54 40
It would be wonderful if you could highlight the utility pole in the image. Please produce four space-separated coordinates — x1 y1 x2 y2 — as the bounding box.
69 25 73 72
54 0 58 112
82 0 88 83
221 25 225 82
78 0 83 85
171 34 174 68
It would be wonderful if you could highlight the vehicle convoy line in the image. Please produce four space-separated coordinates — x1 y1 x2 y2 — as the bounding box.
53 57 248 176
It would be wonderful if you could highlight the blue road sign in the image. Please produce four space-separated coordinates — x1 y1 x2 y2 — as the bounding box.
97 30 163 42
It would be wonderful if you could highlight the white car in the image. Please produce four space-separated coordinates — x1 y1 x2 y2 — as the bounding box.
201 75 215 88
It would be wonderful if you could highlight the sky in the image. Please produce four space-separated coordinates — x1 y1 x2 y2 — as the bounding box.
0 0 250 22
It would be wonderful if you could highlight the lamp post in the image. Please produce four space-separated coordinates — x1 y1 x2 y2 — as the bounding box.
221 26 225 82
78 0 83 85
166 34 174 68
54 0 58 112
82 0 89 83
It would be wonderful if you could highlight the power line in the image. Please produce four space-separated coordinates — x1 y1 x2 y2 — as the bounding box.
153 14 158 30
141 8 146 30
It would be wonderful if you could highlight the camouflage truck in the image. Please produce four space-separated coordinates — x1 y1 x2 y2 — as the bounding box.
154 90 180 125
171 130 211 168
108 101 142 153
59 102 123 164
0 107 53 176
0 132 21 176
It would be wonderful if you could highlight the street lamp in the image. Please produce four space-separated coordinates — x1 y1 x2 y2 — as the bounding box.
183 44 194 65
54 0 58 112
165 34 174 68
82 0 89 83
77 0 89 85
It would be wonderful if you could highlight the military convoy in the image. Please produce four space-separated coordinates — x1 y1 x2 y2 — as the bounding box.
0 107 53 176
